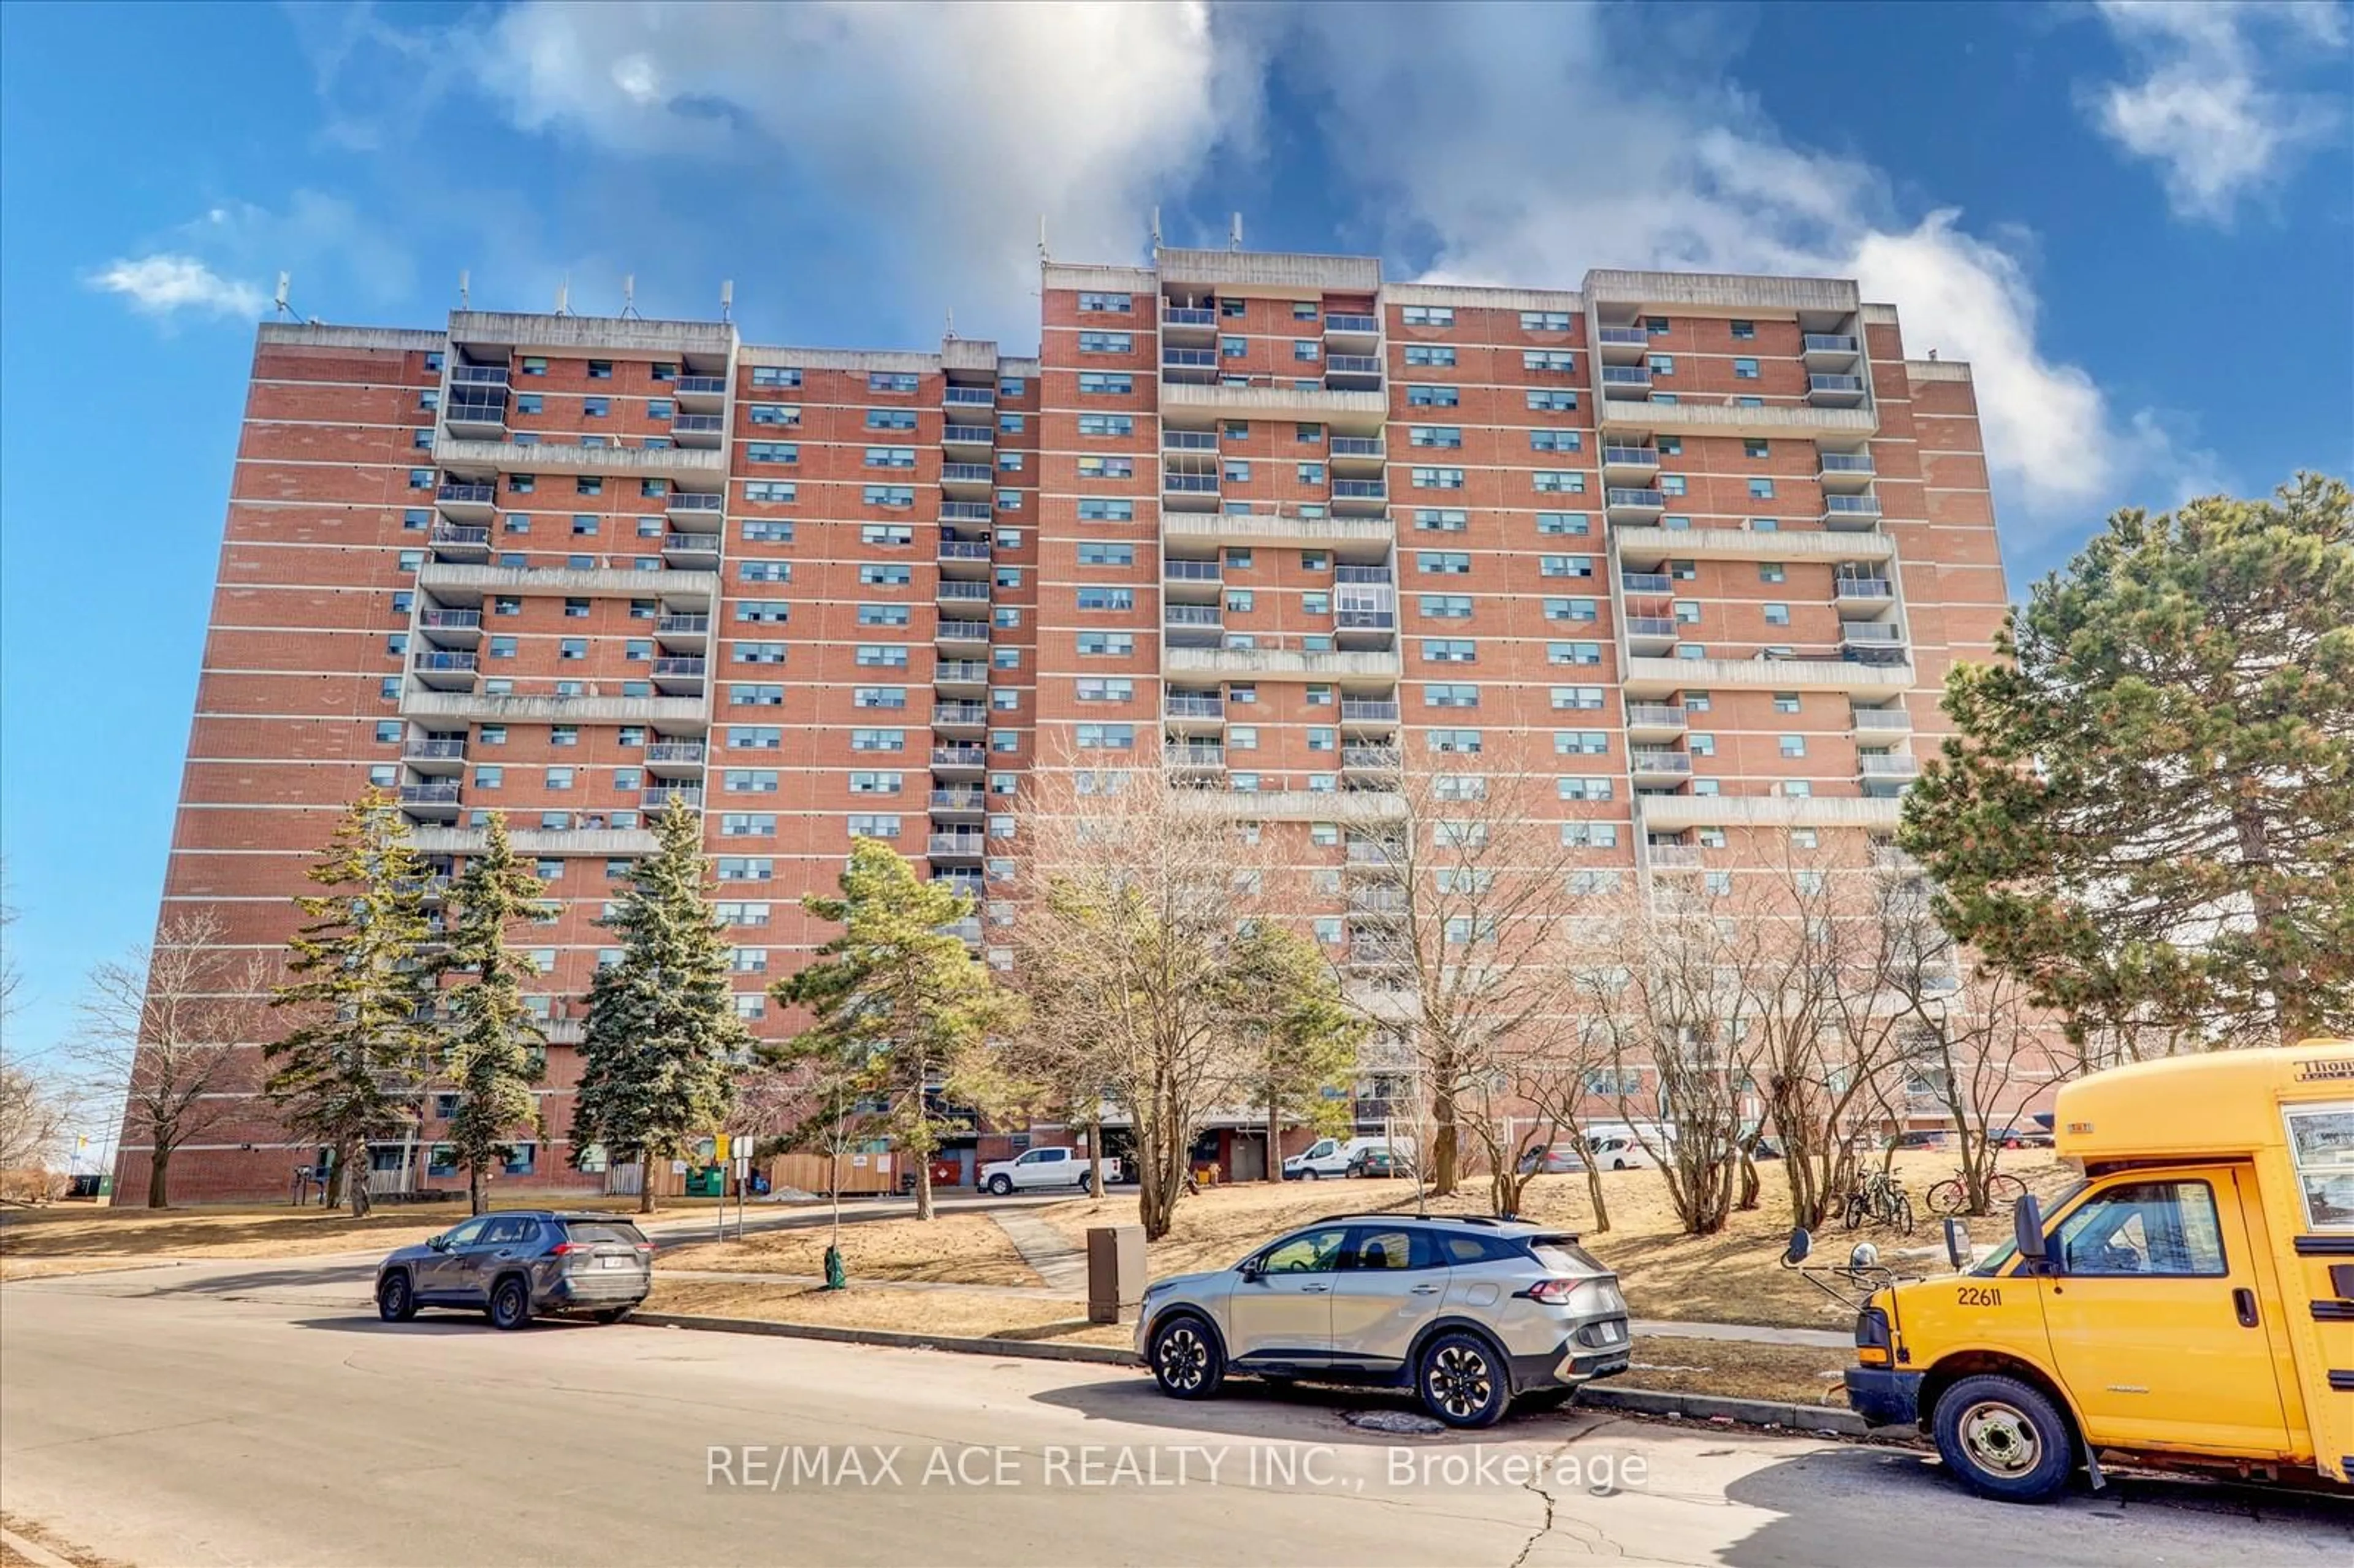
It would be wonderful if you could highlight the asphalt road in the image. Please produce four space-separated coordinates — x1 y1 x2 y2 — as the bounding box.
3 1265 2348 1568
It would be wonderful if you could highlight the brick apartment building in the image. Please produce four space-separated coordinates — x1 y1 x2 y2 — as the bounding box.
118 246 2009 1205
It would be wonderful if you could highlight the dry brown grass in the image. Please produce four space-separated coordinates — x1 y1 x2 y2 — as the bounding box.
658 1212 1040 1286
645 1279 1123 1344
1623 1336 1854 1408
1036 1150 2074 1329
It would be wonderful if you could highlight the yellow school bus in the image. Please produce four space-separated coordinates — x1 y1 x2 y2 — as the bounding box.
1816 1040 2354 1502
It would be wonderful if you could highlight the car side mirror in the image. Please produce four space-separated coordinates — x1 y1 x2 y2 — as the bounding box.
2013 1196 2047 1264
427 1234 448 1252
1238 1258 1264 1282
1781 1226 1811 1266
1943 1217 1971 1272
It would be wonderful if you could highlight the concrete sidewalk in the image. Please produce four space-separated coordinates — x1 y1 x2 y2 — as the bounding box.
986 1210 1089 1292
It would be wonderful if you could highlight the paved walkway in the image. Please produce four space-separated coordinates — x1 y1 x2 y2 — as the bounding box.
660 1266 1082 1302
988 1210 1089 1292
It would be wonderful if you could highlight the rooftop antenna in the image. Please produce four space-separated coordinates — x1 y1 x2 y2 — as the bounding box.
943 307 957 343
1038 215 1050 264
1230 211 1243 252
554 277 571 317
720 280 734 322
621 273 641 320
458 269 470 310
1151 205 1163 252
272 272 293 319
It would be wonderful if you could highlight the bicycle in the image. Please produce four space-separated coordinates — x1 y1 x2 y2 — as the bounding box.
1842 1169 1916 1235
1924 1169 2027 1217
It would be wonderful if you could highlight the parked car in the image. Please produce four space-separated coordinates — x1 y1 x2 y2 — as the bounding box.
375 1211 652 1330
978 1146 1116 1194
1886 1129 1950 1152
1585 1134 1652 1170
1346 1146 1403 1178
1137 1213 1631 1428
1516 1143 1586 1175
1283 1136 1407 1181
1995 1127 2055 1149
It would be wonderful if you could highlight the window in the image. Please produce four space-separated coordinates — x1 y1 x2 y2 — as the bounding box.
1403 344 1457 367
1734 357 1760 380
1529 428 1582 453
1074 723 1134 750
1406 382 1460 405
1523 350 1575 374
1544 598 1599 622
1729 319 1756 341
1296 462 1325 484
1077 331 1132 354
1423 682 1479 709
1408 425 1462 449
1520 310 1574 332
1076 542 1133 567
1075 586 1135 612
1548 642 1603 666
1416 550 1470 575
1422 638 1476 663
1218 336 1247 360
1225 589 1255 612
1221 459 1250 482
1292 340 1320 363
1075 677 1133 702
1076 631 1134 655
1778 734 1807 758
1414 508 1468 533
850 729 905 752
1076 498 1134 522
1425 729 1482 754
1648 354 1675 377
1076 372 1133 396
1555 731 1610 756
1078 291 1132 313
868 371 920 394
1764 603 1791 626
1411 466 1465 490
2055 1181 2227 1276
1774 692 1802 714
1689 733 1716 757
1749 478 1777 500
1419 593 1472 619
847 813 902 839
1539 555 1594 578
1533 471 1586 494
1076 413 1133 438
1400 305 1454 327
752 367 802 388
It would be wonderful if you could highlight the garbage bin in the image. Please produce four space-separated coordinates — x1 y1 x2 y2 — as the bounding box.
1086 1224 1146 1325
686 1165 725 1198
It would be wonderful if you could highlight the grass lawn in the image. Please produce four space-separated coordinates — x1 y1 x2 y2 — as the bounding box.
645 1279 1114 1344
658 1212 1040 1286
1033 1149 2074 1330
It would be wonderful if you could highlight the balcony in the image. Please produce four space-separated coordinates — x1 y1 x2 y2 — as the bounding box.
928 833 988 859
650 655 707 692
935 617 991 648
417 607 481 647
672 374 728 409
1323 354 1382 391
1596 324 1650 359
1818 450 1877 490
1647 843 1705 871
1324 311 1379 341
435 482 497 522
1331 479 1387 516
1162 303 1217 333
1164 744 1225 772
1164 558 1222 594
1620 571 1673 595
934 659 989 690
1840 620 1906 647
403 737 467 772
1851 706 1913 733
655 613 710 651
1601 365 1653 394
1601 444 1660 482
1348 888 1409 919
1808 373 1868 408
1162 347 1218 376
1622 653 1913 698
1164 604 1222 639
443 397 507 438
644 785 705 812
667 490 725 522
1341 745 1400 772
931 745 986 774
929 786 985 814
1859 753 1921 780
661 532 720 566
1834 576 1895 606
937 579 991 603
411 650 478 690
1629 748 1693 782
1823 493 1883 528
1165 472 1221 503
1606 486 1666 520
938 539 992 564
1164 695 1224 720
932 698 988 726
1344 839 1401 870
1164 429 1218 452
398 782 463 819
429 524 492 562
1623 702 1688 739
1625 614 1679 652
670 413 725 449
451 364 510 389
943 385 996 410
1159 379 1388 435
940 461 995 497
1339 698 1400 725
644 739 706 769
939 500 992 525
942 424 995 454
1328 435 1385 470
1802 333 1862 367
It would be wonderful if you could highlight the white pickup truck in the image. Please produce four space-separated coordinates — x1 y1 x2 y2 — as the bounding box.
978 1146 1117 1194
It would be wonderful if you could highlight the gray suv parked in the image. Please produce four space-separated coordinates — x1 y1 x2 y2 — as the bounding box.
1135 1214 1630 1427
375 1211 653 1330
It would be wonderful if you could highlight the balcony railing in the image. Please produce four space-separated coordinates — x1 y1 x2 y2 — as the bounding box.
1330 436 1384 458
419 609 481 630
1629 749 1693 775
1851 708 1912 731
1335 565 1392 584
943 386 996 407
645 786 705 809
1804 334 1859 355
938 540 992 560
1601 366 1653 386
937 580 991 601
1333 479 1386 500
1840 622 1905 644
1164 430 1217 451
935 660 990 682
1606 487 1666 509
1648 844 1704 870
1809 374 1866 394
928 834 988 857
657 614 710 634
1625 703 1686 728
1602 444 1659 467
661 533 718 554
1325 354 1381 376
1164 745 1225 769
668 492 724 514
436 483 496 506
1819 452 1876 474
1164 605 1221 627
942 424 994 446
400 782 462 807
451 365 510 387
405 739 467 760
1349 889 1409 915
931 746 986 767
1325 313 1378 335
646 741 706 764
1164 559 1221 582
1342 746 1400 770
1163 348 1217 370
1165 696 1223 718
671 413 725 435
1835 577 1895 599
929 788 985 811
936 619 991 642
1163 305 1216 327
1824 495 1882 517
1859 754 1921 778
1620 571 1673 595
652 656 707 677
939 500 992 522
1598 326 1648 347
941 462 994 484
413 651 477 672
1164 474 1220 494
934 702 989 725
1340 699 1401 722
674 375 728 397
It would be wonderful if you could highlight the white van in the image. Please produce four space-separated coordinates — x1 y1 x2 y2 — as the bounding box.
1282 1136 1412 1180
1580 1122 1671 1170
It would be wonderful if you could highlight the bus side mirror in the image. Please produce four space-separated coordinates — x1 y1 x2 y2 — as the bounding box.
1942 1217 1971 1272
2013 1196 2047 1263
1781 1226 1812 1266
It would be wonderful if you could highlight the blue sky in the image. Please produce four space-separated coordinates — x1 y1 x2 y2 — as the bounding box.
2 0 2349 1077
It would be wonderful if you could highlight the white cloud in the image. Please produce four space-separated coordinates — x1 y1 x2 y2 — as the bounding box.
85 254 267 319
2085 0 2349 223
464 1 1253 337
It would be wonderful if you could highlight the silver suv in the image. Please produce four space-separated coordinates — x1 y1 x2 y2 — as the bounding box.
1135 1214 1631 1427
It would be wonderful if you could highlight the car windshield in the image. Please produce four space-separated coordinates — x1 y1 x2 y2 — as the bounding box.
1528 1236 1606 1274
1973 1180 2085 1275
562 1221 645 1246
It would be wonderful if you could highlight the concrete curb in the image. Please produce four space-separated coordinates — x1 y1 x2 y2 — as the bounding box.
633 1311 1873 1435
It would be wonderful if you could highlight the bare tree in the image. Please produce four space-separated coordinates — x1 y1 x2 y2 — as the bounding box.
1340 756 1588 1203
0 1062 74 1201
1011 761 1278 1240
71 911 272 1209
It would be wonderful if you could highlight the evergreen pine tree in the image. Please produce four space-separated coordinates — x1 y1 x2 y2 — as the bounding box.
432 813 547 1216
571 801 750 1213
265 790 436 1216
772 837 1018 1220
1903 474 2354 1048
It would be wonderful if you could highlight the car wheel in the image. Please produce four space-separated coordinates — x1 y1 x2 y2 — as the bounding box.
376 1271 416 1323
1417 1332 1509 1429
487 1274 533 1331
592 1306 636 1325
1076 1172 1092 1193
1303 1169 1321 1181
1149 1315 1225 1401
1612 1159 1629 1171
1932 1374 2074 1503
1517 1387 1575 1412
986 1174 1013 1196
